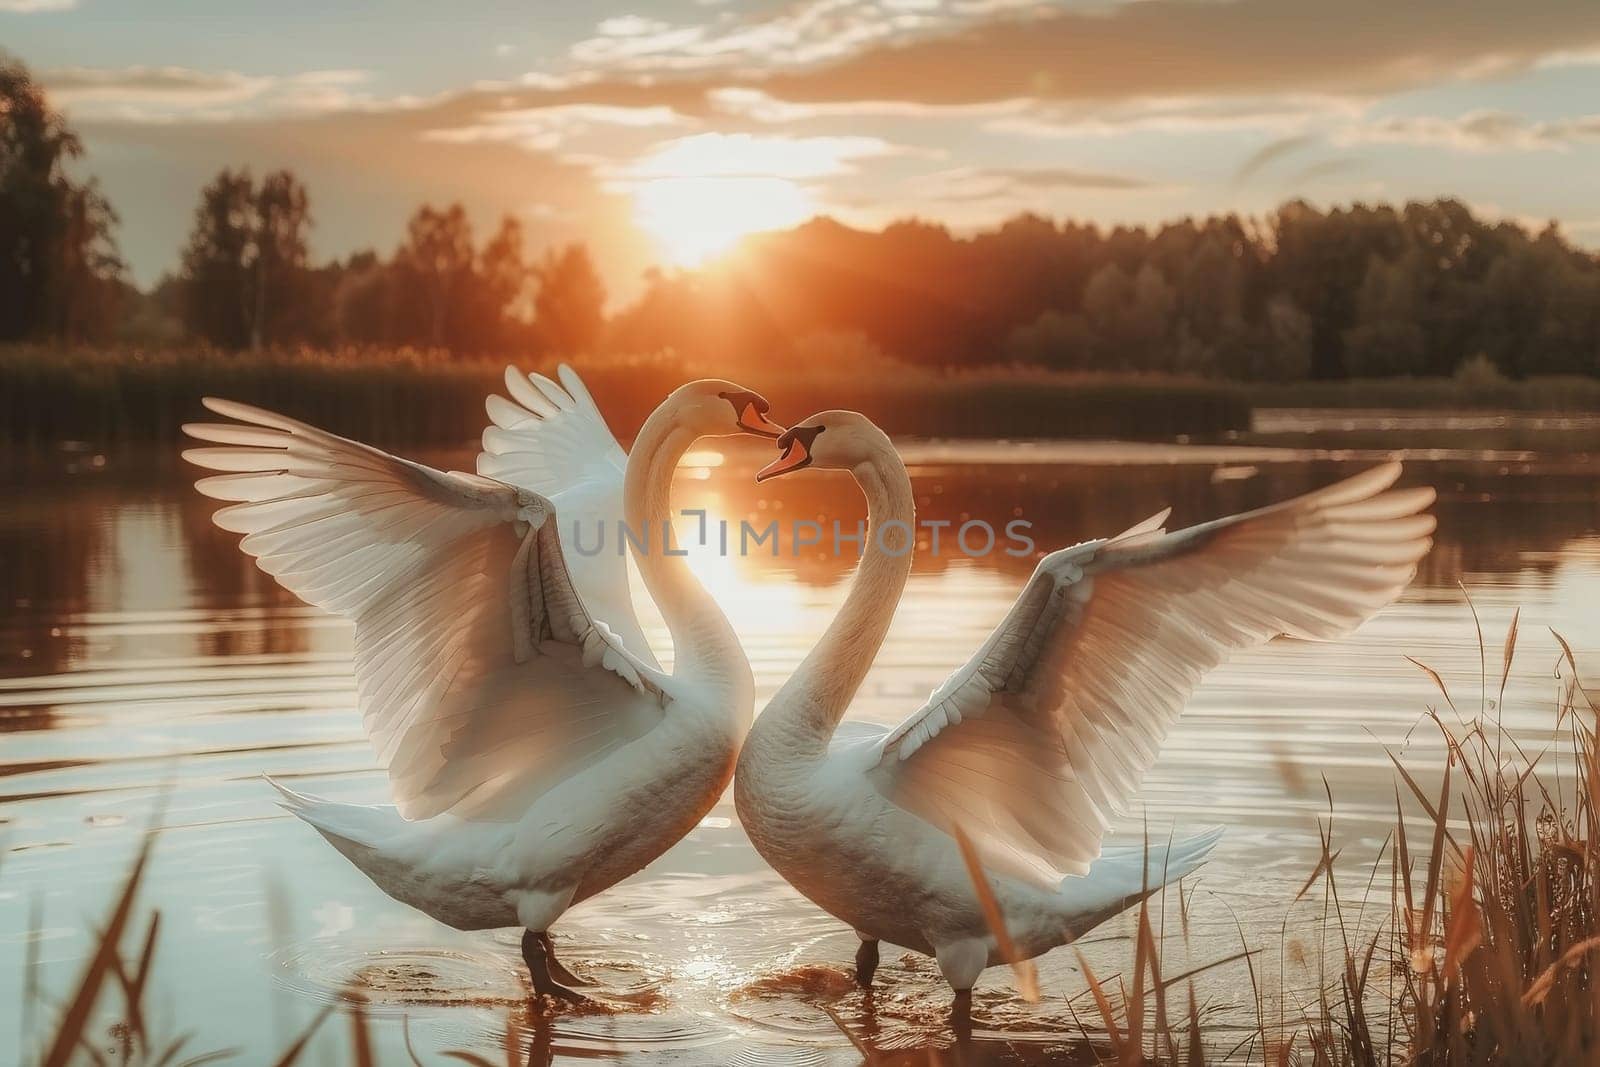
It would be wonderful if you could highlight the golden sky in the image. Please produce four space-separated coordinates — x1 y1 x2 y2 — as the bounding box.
7 0 1600 291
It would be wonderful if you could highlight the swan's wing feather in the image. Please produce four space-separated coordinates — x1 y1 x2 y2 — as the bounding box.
477 364 658 669
870 463 1434 886
185 398 665 821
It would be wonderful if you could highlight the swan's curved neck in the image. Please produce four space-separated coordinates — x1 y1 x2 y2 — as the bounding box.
625 402 749 702
765 440 914 756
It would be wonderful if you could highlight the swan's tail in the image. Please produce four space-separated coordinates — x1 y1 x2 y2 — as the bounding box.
264 775 401 855
1059 827 1224 940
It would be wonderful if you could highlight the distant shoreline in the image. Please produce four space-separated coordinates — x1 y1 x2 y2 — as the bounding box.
5 343 1600 449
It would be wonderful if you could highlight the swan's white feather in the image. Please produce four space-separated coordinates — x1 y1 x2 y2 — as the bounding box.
475 364 659 670
184 397 666 823
871 461 1435 886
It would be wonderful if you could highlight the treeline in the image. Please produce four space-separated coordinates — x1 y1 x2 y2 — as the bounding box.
6 56 1600 382
0 62 123 343
167 174 604 356
633 202 1600 382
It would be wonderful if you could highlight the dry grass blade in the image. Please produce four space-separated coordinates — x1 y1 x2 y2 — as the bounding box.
1413 759 1452 973
1157 947 1260 992
402 1015 427 1067
1498 608 1519 709
1406 655 1459 718
108 910 162 1055
1551 627 1596 716
1185 984 1204 1067
344 988 376 1067
1440 847 1481 981
1383 743 1465 858
1129 900 1151 1059
1073 949 1125 1060
148 1034 193 1067
40 830 155 1067
1293 848 1342 903
1521 934 1600 1007
441 1053 500 1067
951 822 1040 1002
268 1004 336 1067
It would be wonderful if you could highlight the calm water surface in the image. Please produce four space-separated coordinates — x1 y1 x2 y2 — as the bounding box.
2 413 1599 1064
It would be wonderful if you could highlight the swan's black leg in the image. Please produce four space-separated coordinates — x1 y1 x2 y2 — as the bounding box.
540 932 592 986
521 929 589 1004
854 938 880 987
950 989 973 1041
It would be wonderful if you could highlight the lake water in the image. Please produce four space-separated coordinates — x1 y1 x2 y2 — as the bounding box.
3 412 1598 1064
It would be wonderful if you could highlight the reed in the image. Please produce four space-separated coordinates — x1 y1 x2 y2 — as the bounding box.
0 343 1253 448
1029 615 1600 1065
10 344 1600 455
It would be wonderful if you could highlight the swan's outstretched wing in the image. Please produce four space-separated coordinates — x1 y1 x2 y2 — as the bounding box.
185 398 667 822
869 463 1434 886
476 364 658 669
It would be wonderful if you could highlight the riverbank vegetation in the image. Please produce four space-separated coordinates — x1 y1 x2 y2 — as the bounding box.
1046 621 1600 1065
11 342 1600 451
0 344 1255 447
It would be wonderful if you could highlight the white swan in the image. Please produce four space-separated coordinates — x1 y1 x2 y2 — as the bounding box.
183 370 784 1000
735 412 1435 1020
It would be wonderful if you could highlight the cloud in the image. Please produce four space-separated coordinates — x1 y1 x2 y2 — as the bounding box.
66 0 1599 136
1232 134 1317 185
977 166 1155 192
620 131 907 181
54 0 1600 284
1343 109 1600 152
394 1 1600 140
909 165 1160 204
40 65 376 120
0 0 75 10
709 86 1029 123
426 103 692 153
744 0 1600 107
42 65 274 108
1281 157 1367 187
987 95 1363 139
566 0 945 73
595 15 674 37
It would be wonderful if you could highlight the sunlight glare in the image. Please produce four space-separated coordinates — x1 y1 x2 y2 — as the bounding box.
633 175 812 266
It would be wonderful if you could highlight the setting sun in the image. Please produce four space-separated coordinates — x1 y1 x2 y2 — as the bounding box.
633 174 812 265
621 132 892 266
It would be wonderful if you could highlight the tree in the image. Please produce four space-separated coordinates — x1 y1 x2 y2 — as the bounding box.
0 59 123 341
534 243 605 357
1343 252 1427 377
1270 201 1406 378
180 170 254 348
332 250 392 345
1004 310 1096 370
179 168 311 349
250 171 311 349
1081 262 1175 370
394 203 475 349
474 216 532 352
